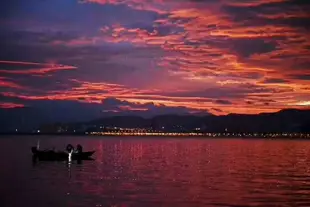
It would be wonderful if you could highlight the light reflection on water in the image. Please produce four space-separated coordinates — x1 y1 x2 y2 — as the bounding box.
1 136 310 207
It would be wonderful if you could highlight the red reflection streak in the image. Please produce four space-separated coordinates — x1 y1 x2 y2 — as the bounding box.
73 139 310 206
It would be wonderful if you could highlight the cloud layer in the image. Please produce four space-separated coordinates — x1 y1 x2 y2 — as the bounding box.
0 0 309 117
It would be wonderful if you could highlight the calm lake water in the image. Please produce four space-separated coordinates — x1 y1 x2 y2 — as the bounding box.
1 136 310 207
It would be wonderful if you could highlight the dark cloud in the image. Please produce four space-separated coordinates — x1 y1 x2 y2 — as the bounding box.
0 30 77 45
0 93 24 104
163 83 276 99
101 97 209 116
247 98 277 104
214 99 233 105
223 1 310 30
288 74 310 80
0 0 160 36
261 78 290 84
231 39 277 58
0 29 165 87
0 95 210 124
211 108 223 113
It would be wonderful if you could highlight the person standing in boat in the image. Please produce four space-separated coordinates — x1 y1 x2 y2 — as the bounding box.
66 144 75 162
76 144 83 153
66 144 74 153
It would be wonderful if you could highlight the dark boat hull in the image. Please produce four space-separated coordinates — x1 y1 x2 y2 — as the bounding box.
32 150 95 161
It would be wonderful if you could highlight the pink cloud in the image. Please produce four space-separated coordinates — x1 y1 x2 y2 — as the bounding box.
0 102 24 109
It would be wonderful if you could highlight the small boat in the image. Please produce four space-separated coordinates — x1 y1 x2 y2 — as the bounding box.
31 143 95 161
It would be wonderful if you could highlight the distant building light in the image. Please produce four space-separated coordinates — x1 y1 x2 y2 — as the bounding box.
37 130 40 133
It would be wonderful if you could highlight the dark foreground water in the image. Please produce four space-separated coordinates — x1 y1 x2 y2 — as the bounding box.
1 136 310 207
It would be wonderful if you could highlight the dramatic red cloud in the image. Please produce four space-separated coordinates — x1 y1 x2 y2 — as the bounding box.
1 0 309 115
0 102 24 109
0 77 24 89
226 0 287 7
0 60 54 66
79 0 309 114
118 105 148 111
79 0 170 13
0 60 77 74
1 77 307 114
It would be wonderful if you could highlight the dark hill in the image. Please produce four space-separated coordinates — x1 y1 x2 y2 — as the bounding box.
86 109 310 133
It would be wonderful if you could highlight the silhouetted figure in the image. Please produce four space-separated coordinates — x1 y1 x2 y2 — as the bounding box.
66 144 74 153
76 144 83 153
31 146 38 154
68 149 73 162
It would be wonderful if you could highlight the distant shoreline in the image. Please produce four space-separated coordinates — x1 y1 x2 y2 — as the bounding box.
1 132 310 139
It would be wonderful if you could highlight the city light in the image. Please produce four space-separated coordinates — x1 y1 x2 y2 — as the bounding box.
89 131 310 138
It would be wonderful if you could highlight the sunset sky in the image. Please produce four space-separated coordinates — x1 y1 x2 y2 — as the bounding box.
1 0 310 116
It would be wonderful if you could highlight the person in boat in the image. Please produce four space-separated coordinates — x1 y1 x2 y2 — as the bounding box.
66 144 74 153
66 144 83 153
76 144 83 153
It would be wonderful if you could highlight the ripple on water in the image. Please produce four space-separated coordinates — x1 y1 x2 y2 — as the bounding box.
1 137 310 207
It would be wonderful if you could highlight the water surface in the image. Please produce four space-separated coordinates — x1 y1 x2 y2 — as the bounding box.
1 136 310 207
